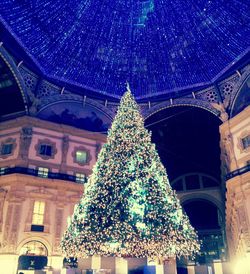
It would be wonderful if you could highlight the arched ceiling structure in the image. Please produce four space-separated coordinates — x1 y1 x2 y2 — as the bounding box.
0 56 26 117
0 0 249 99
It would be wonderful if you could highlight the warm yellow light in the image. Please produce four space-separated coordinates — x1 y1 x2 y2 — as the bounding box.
233 257 250 274
0 255 18 274
32 200 45 225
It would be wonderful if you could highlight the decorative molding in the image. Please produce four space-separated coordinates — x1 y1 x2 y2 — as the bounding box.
61 135 69 165
220 130 238 172
0 189 7 232
24 199 35 232
237 130 250 154
28 187 54 199
2 203 13 251
10 204 22 247
16 237 52 256
142 97 221 121
35 138 57 160
37 80 60 99
0 116 106 143
38 94 114 121
226 171 250 257
67 194 82 204
54 208 64 253
95 142 103 160
230 65 250 117
211 102 229 122
43 201 50 233
20 127 33 161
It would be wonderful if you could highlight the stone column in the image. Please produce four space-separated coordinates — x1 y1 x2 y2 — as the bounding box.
0 254 18 274
2 203 14 251
0 188 7 232
187 263 195 274
115 257 128 274
50 255 64 271
163 257 177 274
53 205 64 254
19 127 33 164
60 135 69 173
213 260 223 274
91 255 101 269
147 258 164 274
78 257 92 270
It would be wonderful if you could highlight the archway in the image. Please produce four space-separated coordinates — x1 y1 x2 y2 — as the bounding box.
145 106 222 181
17 241 48 272
145 106 225 267
231 74 250 117
183 199 226 264
0 55 26 117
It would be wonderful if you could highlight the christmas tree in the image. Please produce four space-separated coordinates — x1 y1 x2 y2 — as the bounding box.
61 86 200 259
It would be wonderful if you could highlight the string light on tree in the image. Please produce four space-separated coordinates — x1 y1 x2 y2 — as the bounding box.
61 84 200 259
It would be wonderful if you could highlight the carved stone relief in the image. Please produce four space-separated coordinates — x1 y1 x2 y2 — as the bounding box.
20 127 33 161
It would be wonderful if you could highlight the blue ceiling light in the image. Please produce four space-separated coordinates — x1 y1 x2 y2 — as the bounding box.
0 0 249 98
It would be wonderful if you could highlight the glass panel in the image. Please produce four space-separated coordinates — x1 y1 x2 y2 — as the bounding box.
75 173 86 183
1 143 13 155
39 145 52 156
0 167 6 175
76 150 87 163
185 175 200 190
172 179 183 191
31 225 44 232
37 167 49 178
242 136 250 149
32 201 45 225
202 176 218 188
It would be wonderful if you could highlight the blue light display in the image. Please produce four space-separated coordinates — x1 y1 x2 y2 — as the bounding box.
0 0 249 98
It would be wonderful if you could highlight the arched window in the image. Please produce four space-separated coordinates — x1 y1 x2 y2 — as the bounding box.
18 241 48 271
20 241 48 256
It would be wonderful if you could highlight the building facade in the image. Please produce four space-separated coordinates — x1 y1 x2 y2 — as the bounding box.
220 106 250 274
0 5 249 272
0 117 106 273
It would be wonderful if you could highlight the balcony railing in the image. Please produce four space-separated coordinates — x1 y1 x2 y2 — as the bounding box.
226 164 250 180
0 166 87 184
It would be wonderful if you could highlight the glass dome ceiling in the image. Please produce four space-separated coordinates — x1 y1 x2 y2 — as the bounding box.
0 0 249 99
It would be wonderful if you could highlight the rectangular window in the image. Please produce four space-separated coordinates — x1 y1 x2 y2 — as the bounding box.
76 150 87 164
1 143 13 155
75 173 86 183
242 135 250 149
39 144 52 156
31 224 44 232
32 201 45 225
37 167 49 178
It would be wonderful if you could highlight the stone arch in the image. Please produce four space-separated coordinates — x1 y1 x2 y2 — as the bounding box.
37 94 114 121
180 193 224 223
230 66 250 117
142 98 222 122
0 45 28 113
172 172 220 186
16 237 52 256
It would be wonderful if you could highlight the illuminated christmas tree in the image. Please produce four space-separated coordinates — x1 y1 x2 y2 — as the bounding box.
61 86 200 259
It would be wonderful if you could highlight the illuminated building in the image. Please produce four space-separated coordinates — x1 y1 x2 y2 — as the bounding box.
0 0 249 273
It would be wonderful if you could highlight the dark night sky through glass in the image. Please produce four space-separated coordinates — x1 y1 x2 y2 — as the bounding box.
0 0 249 98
